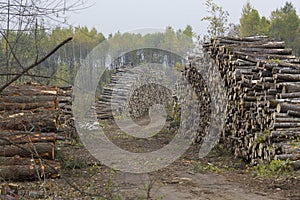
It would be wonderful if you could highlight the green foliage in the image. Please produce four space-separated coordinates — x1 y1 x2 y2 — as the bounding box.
269 2 300 54
256 135 266 144
60 155 88 170
239 2 264 37
202 0 229 38
193 162 222 174
238 2 300 55
248 160 291 177
183 25 194 38
262 130 271 135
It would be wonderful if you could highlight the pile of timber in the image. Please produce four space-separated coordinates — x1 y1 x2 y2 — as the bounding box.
178 57 211 144
0 83 62 180
96 67 133 120
203 36 300 169
96 65 174 120
57 86 75 139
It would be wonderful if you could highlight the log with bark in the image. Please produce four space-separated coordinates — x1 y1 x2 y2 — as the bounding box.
0 142 54 159
0 157 60 180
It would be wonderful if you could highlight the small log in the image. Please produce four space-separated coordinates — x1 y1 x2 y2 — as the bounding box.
277 103 300 113
0 142 54 159
287 110 300 117
1 84 57 96
0 101 57 111
0 156 57 166
0 162 60 180
275 154 300 161
279 92 300 99
0 132 56 145
0 95 57 103
272 122 300 129
270 130 300 139
0 110 58 131
274 74 300 82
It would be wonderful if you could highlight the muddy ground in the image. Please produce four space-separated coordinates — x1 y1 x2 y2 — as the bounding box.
2 120 300 199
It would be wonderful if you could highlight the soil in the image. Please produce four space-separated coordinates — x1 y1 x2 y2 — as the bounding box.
2 120 300 200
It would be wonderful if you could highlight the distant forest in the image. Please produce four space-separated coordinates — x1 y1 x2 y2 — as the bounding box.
0 0 299 88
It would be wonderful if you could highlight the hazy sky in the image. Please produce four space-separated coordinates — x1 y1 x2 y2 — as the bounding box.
67 0 300 36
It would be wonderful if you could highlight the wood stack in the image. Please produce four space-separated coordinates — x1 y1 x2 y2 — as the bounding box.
96 66 173 120
57 86 75 139
96 67 133 120
203 36 300 169
0 83 61 180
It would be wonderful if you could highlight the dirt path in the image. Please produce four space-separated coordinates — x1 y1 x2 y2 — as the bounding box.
94 120 300 200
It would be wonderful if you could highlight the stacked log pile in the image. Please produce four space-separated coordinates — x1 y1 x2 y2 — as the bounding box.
57 86 75 139
0 83 61 180
96 66 173 120
203 36 300 169
177 60 211 144
96 67 133 120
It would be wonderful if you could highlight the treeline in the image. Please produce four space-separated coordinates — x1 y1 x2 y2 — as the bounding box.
0 26 105 86
0 25 193 87
203 1 300 55
239 2 300 55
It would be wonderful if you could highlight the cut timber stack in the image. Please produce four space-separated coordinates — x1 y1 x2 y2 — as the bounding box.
0 83 61 180
96 67 134 120
57 86 75 139
204 36 300 169
96 66 173 120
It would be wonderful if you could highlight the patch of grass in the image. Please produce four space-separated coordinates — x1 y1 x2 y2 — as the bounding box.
256 135 266 144
61 155 89 169
193 162 222 174
247 160 292 177
266 58 281 63
262 130 270 136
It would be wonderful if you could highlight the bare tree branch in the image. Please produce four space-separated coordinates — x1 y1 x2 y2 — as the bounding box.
0 36 72 93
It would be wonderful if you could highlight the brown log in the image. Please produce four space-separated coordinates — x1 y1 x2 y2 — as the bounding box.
0 132 56 145
0 84 57 96
0 142 54 159
0 110 58 131
0 156 58 166
270 130 300 139
0 95 57 103
274 74 300 82
0 101 57 111
0 162 60 180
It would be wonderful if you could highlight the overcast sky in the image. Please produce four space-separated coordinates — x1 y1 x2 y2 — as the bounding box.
67 0 300 37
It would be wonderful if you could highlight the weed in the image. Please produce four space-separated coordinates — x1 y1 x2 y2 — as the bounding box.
249 159 292 177
193 162 222 174
61 155 88 169
262 130 270 136
256 135 266 144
